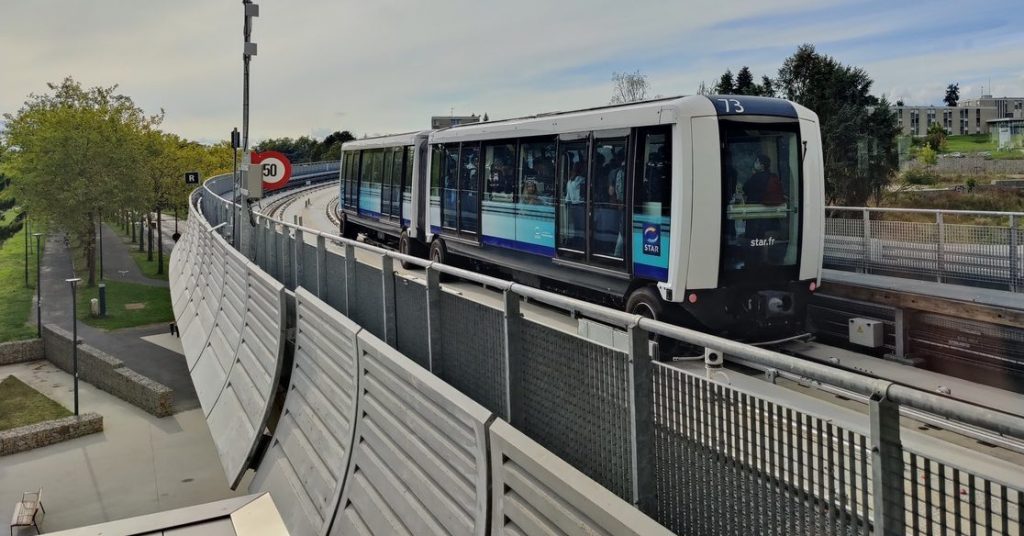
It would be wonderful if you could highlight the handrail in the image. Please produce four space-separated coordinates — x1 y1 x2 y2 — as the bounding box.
198 173 1024 442
830 205 1024 218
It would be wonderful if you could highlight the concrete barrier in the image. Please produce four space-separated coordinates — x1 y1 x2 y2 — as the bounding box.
0 338 44 366
328 329 492 536
489 418 674 536
41 325 174 416
250 287 362 535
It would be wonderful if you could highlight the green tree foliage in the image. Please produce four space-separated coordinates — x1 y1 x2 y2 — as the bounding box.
943 83 960 107
776 44 899 205
714 66 775 96
926 122 947 151
1 78 157 285
916 146 937 166
253 130 355 163
715 70 735 94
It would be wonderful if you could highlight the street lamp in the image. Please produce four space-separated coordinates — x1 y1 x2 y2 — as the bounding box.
34 233 43 338
24 214 30 288
66 277 82 415
98 214 104 280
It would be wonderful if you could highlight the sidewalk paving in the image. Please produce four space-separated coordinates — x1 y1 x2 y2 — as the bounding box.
0 360 243 533
100 223 167 287
32 227 198 412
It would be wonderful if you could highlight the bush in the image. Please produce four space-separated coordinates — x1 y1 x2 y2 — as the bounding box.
902 167 938 185
918 146 937 165
966 177 978 192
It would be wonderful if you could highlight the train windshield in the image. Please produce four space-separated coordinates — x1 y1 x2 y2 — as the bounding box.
720 119 802 280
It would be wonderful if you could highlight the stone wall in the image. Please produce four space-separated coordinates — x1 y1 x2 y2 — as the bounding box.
41 325 174 417
0 338 44 366
0 413 103 456
903 156 1024 176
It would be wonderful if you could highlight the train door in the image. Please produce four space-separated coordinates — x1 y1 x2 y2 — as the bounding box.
589 131 630 268
381 146 404 221
440 145 459 231
458 143 480 235
556 135 589 258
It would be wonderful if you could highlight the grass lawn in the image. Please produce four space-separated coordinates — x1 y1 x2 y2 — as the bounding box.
129 248 170 280
0 375 72 431
943 134 997 153
76 280 173 330
0 220 39 343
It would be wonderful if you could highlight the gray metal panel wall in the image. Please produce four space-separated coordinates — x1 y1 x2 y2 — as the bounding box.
280 230 294 290
301 241 319 292
250 288 361 535
437 291 506 416
489 419 674 536
328 331 491 536
351 262 383 337
517 319 633 501
393 275 428 369
324 249 347 313
206 261 287 489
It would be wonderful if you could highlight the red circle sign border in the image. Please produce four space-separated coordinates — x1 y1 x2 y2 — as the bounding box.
251 151 293 191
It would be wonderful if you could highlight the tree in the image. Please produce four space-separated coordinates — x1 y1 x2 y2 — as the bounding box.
760 75 775 97
776 44 900 205
943 83 960 107
2 77 156 286
896 99 904 106
609 70 650 104
926 122 947 151
736 67 755 95
715 70 735 94
918 145 937 165
696 81 713 96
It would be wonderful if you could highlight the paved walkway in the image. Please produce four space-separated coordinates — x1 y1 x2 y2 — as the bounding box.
32 226 198 412
0 360 244 533
99 223 167 287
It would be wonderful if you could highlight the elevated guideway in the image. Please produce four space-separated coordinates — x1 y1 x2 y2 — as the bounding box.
178 174 1024 535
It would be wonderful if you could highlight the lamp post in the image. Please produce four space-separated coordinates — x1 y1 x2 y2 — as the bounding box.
98 213 104 280
66 277 82 415
231 127 240 247
24 214 30 288
34 233 43 338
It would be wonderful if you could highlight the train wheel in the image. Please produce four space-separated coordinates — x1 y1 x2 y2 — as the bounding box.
399 231 419 270
626 286 664 321
429 238 453 281
339 213 357 240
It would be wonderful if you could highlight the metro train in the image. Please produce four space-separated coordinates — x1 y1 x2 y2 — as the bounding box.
337 95 825 341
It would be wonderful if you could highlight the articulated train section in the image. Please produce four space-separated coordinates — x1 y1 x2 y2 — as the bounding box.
175 173 1024 535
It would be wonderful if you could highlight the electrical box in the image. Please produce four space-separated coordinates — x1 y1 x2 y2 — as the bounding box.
240 152 263 200
849 317 884 348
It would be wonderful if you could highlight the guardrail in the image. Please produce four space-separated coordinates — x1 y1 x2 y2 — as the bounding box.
187 174 1024 535
826 206 1023 292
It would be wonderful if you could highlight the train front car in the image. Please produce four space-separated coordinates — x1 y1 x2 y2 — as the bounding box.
663 95 824 341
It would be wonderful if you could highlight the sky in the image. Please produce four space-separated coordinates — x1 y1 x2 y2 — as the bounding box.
2 0 1022 145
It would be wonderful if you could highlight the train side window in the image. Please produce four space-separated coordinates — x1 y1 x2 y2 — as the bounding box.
635 129 672 219
483 141 516 202
519 138 555 205
404 146 414 194
442 145 460 229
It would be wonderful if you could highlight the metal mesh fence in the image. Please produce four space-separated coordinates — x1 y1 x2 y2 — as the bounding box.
652 363 870 535
903 451 1023 535
435 291 506 416
518 319 633 501
825 210 1022 292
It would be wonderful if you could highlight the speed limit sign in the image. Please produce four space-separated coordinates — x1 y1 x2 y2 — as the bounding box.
251 151 293 191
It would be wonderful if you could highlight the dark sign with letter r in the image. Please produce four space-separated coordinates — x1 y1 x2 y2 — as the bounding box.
184 171 200 184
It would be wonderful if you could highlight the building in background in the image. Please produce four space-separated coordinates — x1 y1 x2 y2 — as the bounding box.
894 104 997 136
988 118 1024 150
431 114 480 129
960 95 1024 119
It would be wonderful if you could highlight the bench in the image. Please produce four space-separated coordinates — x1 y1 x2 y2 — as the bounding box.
9 489 43 535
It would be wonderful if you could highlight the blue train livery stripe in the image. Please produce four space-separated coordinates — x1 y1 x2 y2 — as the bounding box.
633 263 668 281
480 235 556 257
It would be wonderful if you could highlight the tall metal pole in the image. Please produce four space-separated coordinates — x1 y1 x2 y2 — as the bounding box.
242 2 258 153
34 233 43 338
232 127 240 247
66 278 82 416
24 214 29 288
98 213 104 280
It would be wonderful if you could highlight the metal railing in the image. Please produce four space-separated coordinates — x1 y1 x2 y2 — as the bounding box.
826 206 1023 292
198 175 1024 535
